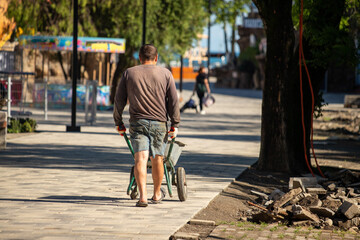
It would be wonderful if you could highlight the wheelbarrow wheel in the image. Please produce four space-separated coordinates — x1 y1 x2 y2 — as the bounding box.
130 185 138 200
176 167 187 201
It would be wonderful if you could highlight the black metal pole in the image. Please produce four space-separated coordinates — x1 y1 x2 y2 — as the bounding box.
142 0 146 46
67 0 80 132
207 0 211 77
180 55 183 93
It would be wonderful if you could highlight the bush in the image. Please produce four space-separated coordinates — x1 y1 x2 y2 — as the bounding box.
7 118 37 133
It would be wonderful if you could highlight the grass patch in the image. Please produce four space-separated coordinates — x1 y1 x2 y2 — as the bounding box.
270 226 278 232
7 118 37 133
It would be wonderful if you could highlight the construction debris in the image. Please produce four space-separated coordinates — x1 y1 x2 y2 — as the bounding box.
246 169 360 231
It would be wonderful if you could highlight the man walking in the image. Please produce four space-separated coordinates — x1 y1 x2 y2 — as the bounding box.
114 44 180 207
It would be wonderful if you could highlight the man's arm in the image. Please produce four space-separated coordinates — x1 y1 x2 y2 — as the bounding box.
166 74 180 128
113 72 128 126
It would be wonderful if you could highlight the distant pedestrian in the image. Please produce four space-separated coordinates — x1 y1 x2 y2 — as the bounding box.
113 44 180 207
192 66 211 115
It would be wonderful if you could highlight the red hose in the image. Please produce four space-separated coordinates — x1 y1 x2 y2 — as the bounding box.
299 0 325 178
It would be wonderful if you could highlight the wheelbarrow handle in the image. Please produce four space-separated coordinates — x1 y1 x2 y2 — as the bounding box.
166 137 176 161
123 133 135 157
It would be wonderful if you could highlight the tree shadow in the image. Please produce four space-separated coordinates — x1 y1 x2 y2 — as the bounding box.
0 142 258 180
176 82 263 100
0 196 132 207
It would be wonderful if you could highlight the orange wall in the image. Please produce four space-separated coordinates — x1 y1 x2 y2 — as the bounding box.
171 67 197 80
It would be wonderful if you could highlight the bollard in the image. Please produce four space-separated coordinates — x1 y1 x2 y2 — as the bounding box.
44 78 48 120
7 76 11 119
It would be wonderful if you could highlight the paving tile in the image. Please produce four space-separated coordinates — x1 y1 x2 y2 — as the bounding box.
0 88 263 239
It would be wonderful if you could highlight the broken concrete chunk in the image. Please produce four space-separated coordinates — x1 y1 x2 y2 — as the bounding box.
250 190 269 200
292 220 312 226
269 189 285 201
289 178 306 192
349 226 359 234
273 188 303 209
172 232 200 240
277 208 289 217
264 200 274 206
289 177 318 192
297 196 322 208
327 183 336 191
322 198 342 212
251 212 276 223
189 219 215 226
292 205 320 223
337 217 360 230
347 188 360 198
306 187 327 195
338 196 358 205
324 218 333 226
289 193 311 205
339 201 360 219
309 206 335 218
335 188 347 198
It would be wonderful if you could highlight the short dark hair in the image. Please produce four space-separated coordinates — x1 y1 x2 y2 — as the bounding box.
198 66 205 73
139 44 158 62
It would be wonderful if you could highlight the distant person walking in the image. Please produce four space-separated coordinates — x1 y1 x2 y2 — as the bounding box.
113 44 180 207
192 66 211 115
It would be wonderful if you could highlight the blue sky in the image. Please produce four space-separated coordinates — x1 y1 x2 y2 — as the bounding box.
200 15 243 54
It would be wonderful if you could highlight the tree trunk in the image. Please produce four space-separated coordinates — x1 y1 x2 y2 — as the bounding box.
58 51 68 81
230 20 236 66
254 0 309 173
110 50 137 104
223 22 229 55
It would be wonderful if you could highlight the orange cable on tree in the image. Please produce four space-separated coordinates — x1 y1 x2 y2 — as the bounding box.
299 0 325 178
299 0 315 177
301 48 325 178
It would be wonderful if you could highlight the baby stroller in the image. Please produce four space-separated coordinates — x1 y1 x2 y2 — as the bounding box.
180 97 197 113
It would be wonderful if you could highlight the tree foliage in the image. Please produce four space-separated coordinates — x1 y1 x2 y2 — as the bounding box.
253 0 359 173
292 0 358 69
212 0 250 26
7 0 208 65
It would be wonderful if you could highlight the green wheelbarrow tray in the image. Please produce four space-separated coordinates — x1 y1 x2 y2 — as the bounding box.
123 133 188 202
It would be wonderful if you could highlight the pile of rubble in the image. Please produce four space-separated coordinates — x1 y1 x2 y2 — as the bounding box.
314 109 360 137
247 169 360 232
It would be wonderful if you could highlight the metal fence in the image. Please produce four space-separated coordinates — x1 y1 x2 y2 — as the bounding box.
0 51 16 72
0 72 34 119
0 74 100 125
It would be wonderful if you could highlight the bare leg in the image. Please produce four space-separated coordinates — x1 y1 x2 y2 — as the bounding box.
151 155 164 200
134 150 149 203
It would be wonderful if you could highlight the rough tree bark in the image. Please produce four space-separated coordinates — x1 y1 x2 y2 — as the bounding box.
253 0 346 174
253 0 309 173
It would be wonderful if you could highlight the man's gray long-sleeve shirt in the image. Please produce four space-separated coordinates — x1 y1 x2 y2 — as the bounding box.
113 64 180 128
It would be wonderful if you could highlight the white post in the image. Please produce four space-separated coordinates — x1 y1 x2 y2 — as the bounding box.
85 81 90 124
91 81 97 125
7 76 11 119
44 78 48 120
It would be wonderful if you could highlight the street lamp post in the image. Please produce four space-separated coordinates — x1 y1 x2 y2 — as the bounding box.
142 0 146 46
207 0 211 77
67 0 81 132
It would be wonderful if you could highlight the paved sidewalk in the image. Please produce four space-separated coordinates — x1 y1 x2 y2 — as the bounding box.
0 87 262 239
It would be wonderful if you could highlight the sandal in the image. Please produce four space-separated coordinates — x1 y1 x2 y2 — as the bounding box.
151 187 166 204
136 201 148 207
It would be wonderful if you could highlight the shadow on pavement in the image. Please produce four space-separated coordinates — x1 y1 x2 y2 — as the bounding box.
0 143 256 179
0 196 131 206
176 82 263 100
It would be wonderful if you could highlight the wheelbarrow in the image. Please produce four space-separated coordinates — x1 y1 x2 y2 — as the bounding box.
123 133 187 202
